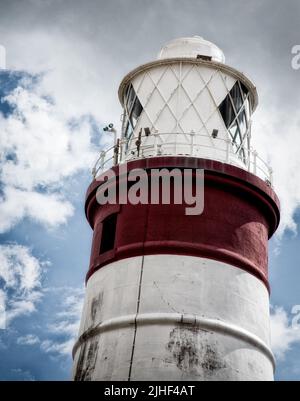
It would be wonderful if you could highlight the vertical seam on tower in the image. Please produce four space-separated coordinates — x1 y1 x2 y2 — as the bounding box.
128 253 144 381
128 204 149 381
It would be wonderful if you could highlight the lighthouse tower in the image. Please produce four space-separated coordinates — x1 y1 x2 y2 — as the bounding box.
72 37 280 381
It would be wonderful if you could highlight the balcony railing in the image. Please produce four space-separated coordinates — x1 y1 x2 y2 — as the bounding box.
92 132 273 186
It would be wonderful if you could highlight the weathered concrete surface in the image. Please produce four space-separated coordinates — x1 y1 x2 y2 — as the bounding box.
72 255 273 381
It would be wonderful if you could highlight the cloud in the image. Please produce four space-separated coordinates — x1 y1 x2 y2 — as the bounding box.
1 1 300 237
40 287 84 356
0 289 6 329
17 334 40 346
0 244 45 326
41 338 76 357
0 73 98 233
270 306 300 360
252 109 300 236
10 368 35 381
0 187 74 233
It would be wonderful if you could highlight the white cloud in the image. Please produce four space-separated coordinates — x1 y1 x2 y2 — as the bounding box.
4 28 122 126
10 368 35 381
17 334 40 346
0 8 124 239
270 306 300 360
0 244 45 326
41 287 84 356
0 77 98 233
41 338 76 356
0 187 74 233
1 86 98 190
252 108 300 236
0 289 6 329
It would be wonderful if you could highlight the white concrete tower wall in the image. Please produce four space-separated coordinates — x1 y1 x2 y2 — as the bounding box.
73 255 274 381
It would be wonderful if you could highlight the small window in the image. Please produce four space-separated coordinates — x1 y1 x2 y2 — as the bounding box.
218 80 251 163
126 85 136 110
132 96 143 122
196 54 212 61
122 84 143 139
230 82 243 114
100 214 117 254
219 95 235 128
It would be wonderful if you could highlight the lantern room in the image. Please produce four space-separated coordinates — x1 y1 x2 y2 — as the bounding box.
118 36 258 172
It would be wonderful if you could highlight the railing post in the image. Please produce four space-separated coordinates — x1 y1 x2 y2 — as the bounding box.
135 130 142 158
253 150 257 175
119 138 123 163
114 139 120 166
154 132 158 156
269 167 273 186
100 150 105 170
122 137 129 161
247 148 251 172
190 132 195 156
226 139 231 163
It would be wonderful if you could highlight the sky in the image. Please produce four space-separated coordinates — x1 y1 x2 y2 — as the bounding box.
0 0 300 381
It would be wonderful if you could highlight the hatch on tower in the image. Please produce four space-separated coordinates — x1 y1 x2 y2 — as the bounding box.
157 36 225 63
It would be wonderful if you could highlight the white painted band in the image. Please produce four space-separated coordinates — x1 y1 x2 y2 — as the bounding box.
72 312 275 370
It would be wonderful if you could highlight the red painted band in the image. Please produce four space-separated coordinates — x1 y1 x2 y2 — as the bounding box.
85 157 280 291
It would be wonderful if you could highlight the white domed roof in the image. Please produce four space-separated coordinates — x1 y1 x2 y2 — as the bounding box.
157 36 225 63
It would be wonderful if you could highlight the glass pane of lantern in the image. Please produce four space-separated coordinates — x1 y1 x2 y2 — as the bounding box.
230 82 243 114
219 94 235 128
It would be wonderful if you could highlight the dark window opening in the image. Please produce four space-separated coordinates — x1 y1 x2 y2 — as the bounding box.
218 81 251 163
100 214 117 254
132 96 143 121
219 95 235 128
230 82 243 114
126 84 136 110
196 54 212 61
240 82 249 99
125 121 133 140
122 84 143 140
219 82 246 129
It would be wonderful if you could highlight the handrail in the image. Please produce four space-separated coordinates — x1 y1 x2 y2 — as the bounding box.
92 132 273 186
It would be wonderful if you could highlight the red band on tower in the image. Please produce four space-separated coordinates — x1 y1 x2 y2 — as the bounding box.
85 157 280 291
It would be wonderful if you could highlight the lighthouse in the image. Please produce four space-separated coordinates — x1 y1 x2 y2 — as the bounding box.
72 36 280 381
